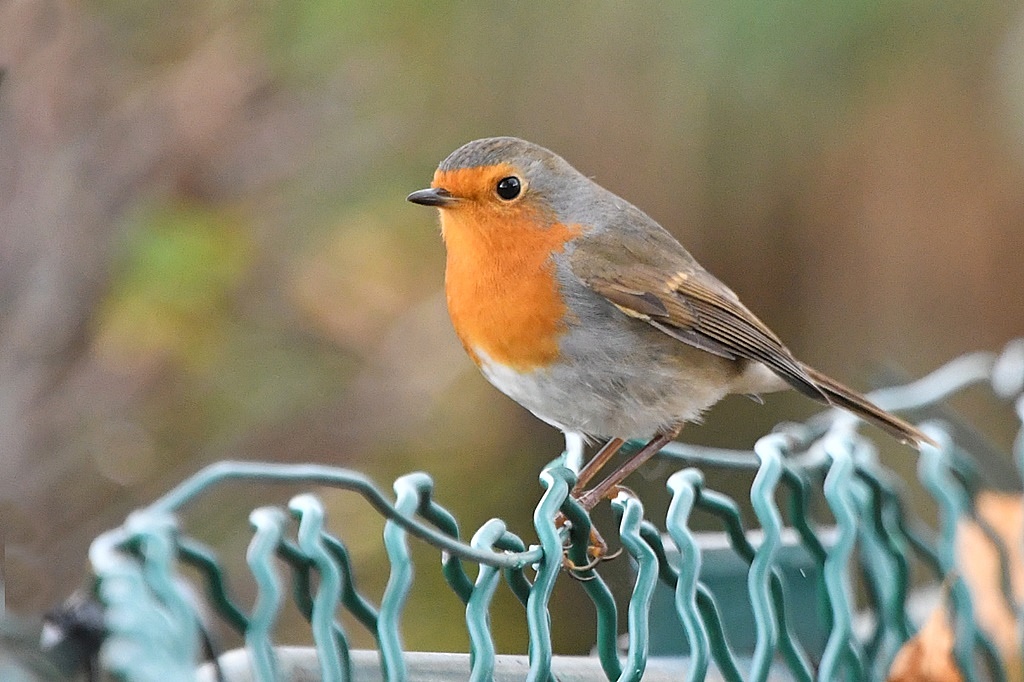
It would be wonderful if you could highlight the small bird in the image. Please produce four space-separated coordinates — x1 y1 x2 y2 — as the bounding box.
408 137 932 512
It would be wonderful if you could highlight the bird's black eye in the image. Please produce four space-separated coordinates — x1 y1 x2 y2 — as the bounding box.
496 176 522 200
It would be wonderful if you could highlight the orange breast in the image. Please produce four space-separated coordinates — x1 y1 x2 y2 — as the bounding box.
441 207 581 371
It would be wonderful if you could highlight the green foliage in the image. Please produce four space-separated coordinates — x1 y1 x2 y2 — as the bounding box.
96 202 252 371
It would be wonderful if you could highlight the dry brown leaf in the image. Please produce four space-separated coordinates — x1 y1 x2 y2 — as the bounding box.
888 491 1024 682
888 608 960 682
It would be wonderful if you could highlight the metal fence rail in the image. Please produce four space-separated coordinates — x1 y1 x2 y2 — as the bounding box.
78 340 1024 681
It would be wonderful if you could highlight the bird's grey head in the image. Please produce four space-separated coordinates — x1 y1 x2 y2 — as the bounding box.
439 137 607 220
438 137 569 175
407 136 624 228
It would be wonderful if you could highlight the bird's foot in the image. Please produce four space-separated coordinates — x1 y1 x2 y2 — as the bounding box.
559 527 623 580
554 486 631 579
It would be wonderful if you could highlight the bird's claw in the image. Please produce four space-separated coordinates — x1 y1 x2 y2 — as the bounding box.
561 545 624 580
558 519 625 579
555 483 637 579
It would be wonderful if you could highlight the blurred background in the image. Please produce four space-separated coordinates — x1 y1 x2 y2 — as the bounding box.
1 0 1023 657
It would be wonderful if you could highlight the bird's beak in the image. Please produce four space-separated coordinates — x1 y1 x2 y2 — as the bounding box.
406 187 459 208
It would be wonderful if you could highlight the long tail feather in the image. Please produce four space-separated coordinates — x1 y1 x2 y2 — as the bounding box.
799 363 936 448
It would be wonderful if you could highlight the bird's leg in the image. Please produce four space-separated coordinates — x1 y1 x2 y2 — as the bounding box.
557 431 679 575
556 438 624 575
575 426 682 512
572 437 625 493
554 437 624 541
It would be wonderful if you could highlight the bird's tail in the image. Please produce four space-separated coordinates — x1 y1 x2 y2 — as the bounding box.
800 363 936 448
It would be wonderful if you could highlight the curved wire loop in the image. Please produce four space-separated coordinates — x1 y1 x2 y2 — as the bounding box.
87 340 1024 681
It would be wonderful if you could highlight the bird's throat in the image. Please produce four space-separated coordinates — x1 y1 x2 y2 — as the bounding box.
441 209 580 371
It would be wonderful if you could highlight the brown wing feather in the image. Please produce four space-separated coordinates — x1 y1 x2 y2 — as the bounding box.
585 270 827 402
590 278 738 360
569 233 934 447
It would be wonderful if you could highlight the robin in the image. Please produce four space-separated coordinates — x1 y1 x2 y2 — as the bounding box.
408 136 933 518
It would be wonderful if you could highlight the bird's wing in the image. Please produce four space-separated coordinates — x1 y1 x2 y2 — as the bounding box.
569 233 827 402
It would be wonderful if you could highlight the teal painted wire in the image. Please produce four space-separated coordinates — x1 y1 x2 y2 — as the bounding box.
245 506 287 682
916 429 972 673
549 475 623 681
379 474 425 681
129 514 201 667
637 522 679 588
280 533 372 658
1004 362 1024 670
86 343 1024 682
467 519 507 682
494 533 533 609
1014 391 1024 542
89 522 198 682
147 462 541 569
992 339 1024 401
1014 390 1024 671
613 493 658 682
665 469 710 682
94 564 170 681
859 466 943 579
696 484 813 681
779 466 828 565
177 537 249 633
851 466 909 677
967 514 1019 626
850 475 893 656
750 435 813 682
656 441 763 470
769 555 814 678
574 567 621 680
854 468 913 645
321 535 381 636
561 433 586 473
558 490 622 681
526 467 571 682
557 487 591 574
637 523 744 682
778 465 833 639
290 494 348 682
694 586 745 682
444 554 477 606
918 427 1007 682
867 351 997 414
1015 394 1024 483
748 439 782 682
695 489 753 562
418 501 476 604
819 438 866 682
946 445 987 495
899 518 944 581
276 539 315 620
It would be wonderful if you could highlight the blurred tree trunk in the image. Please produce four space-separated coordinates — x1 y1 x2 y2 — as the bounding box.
0 0 273 608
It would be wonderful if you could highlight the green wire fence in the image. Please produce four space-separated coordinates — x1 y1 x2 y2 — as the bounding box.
36 341 1024 679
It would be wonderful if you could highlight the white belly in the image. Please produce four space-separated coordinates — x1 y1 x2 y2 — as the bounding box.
473 347 733 440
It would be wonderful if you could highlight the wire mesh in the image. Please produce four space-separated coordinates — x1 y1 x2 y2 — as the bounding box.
81 340 1024 681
